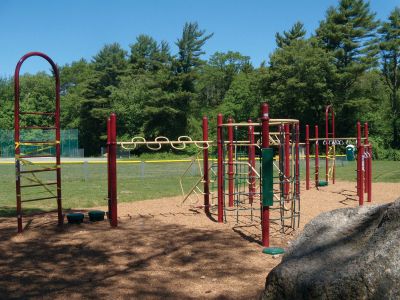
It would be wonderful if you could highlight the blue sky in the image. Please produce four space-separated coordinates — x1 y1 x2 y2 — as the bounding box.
0 0 398 76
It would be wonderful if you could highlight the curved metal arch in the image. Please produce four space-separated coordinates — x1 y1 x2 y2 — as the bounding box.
14 52 62 233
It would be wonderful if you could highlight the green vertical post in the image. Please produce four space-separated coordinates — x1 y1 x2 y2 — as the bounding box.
262 148 274 206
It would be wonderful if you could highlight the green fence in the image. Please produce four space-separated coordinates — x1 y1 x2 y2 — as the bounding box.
0 129 80 157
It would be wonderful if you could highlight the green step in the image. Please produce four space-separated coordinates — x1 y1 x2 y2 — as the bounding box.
67 213 84 224
88 210 105 222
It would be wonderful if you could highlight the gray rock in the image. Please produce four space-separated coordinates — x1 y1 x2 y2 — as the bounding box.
262 199 400 300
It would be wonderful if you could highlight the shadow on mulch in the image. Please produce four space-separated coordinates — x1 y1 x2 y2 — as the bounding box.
0 216 265 299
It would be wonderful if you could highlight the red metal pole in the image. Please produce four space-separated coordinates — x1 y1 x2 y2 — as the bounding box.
332 109 335 184
14 57 22 233
202 117 210 214
284 124 290 200
217 114 224 223
248 119 256 204
55 65 63 227
109 113 118 227
315 125 319 188
261 103 270 248
368 145 372 202
295 123 300 197
364 123 369 193
228 118 234 207
358 144 364 206
357 122 362 197
305 125 310 190
107 118 111 218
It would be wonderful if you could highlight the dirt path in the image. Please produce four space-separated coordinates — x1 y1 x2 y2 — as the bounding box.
0 181 398 299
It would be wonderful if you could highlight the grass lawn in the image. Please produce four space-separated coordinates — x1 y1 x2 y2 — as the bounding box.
0 159 399 216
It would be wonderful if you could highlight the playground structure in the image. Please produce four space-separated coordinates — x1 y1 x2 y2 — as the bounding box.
9 52 372 251
14 52 63 233
107 104 301 248
12 52 117 232
305 105 373 205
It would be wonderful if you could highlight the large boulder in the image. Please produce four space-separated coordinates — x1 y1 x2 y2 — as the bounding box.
263 199 400 300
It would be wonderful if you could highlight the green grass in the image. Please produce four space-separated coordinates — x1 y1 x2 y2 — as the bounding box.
0 161 200 215
299 159 400 182
0 159 399 216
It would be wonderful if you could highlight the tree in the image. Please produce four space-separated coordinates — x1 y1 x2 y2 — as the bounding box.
59 59 92 129
316 0 379 101
218 71 261 122
135 22 213 140
0 77 14 130
80 43 128 155
379 7 400 148
275 22 306 48
129 35 171 73
197 51 252 109
264 39 337 127
175 22 213 75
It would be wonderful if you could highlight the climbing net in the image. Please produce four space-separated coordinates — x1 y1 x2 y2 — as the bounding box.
216 117 301 238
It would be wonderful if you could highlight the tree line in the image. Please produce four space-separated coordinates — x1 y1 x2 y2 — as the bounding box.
0 0 399 158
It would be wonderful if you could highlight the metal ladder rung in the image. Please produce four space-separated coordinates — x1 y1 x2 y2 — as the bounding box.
19 167 58 174
19 112 55 116
19 154 56 159
20 126 57 130
19 141 57 145
20 182 58 188
21 196 58 203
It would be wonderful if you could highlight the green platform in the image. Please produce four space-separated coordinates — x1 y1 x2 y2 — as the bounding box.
317 180 328 187
88 210 105 222
262 247 285 255
67 212 84 224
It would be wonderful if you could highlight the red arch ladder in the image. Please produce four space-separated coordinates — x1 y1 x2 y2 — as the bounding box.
15 52 63 233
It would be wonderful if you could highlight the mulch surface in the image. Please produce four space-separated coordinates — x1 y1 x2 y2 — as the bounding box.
0 181 398 299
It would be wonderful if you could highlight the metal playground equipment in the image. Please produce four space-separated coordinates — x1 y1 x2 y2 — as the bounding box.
13 52 117 232
14 52 63 233
106 103 301 248
305 105 372 205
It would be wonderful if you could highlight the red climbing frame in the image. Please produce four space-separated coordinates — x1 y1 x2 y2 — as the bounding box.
14 52 63 232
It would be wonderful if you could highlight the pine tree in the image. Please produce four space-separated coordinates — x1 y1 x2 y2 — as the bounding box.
275 22 306 48
316 0 379 100
176 22 213 75
129 35 171 73
80 43 127 155
379 7 400 148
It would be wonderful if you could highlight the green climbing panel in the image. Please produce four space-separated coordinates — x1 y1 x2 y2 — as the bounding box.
262 148 274 206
